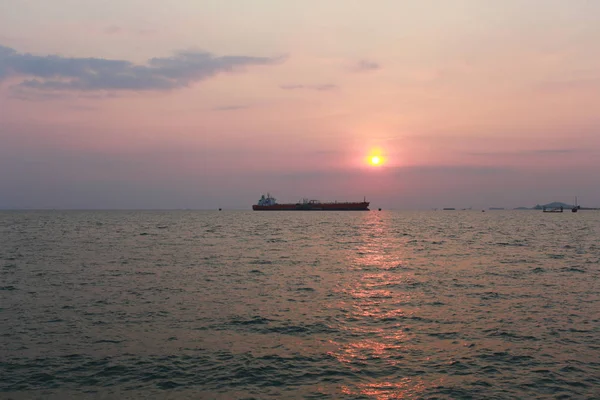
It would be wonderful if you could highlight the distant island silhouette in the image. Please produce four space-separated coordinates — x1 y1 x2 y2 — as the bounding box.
511 202 599 210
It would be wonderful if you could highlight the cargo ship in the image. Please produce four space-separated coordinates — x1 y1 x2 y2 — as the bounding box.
252 193 370 211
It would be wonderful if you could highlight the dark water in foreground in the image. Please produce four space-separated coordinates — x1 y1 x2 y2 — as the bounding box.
1 210 599 399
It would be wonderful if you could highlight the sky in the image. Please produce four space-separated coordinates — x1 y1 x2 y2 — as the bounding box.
1 0 599 209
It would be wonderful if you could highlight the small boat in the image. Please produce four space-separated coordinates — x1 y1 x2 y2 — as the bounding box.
543 206 563 213
572 197 579 213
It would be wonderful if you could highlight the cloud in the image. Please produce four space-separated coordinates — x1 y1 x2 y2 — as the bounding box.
535 78 600 93
137 29 158 36
256 164 514 182
396 165 513 176
9 86 120 101
212 105 248 111
280 84 338 91
0 44 284 92
9 89 71 101
465 148 583 157
353 59 380 72
103 26 158 36
530 149 580 155
104 25 122 35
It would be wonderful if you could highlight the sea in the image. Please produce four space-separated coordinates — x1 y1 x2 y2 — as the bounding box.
1 210 599 399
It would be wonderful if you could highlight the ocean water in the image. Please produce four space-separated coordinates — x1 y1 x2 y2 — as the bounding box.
1 210 599 399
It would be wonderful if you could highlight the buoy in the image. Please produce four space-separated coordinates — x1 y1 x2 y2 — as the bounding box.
378 208 382 211
218 208 222 211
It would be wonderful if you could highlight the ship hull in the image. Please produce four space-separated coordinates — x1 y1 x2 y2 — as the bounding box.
253 202 369 211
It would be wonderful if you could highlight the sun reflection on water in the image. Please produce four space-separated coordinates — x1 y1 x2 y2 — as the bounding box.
328 329 409 364
327 212 435 398
341 377 438 399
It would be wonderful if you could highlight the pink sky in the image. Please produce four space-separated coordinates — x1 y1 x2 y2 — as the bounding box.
1 0 599 209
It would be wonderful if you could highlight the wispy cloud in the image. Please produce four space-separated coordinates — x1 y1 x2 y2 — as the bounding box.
531 149 580 154
396 165 514 176
353 59 380 72
68 104 97 111
535 78 600 93
104 25 122 35
212 105 248 111
0 44 284 92
280 84 338 91
9 89 71 101
137 28 158 36
9 88 120 101
465 148 583 157
257 164 514 181
103 26 158 36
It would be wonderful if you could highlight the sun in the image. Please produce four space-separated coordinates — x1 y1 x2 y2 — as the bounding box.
366 148 386 167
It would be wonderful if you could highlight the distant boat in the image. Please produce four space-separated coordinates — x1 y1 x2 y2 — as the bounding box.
443 207 455 210
572 197 579 213
543 206 563 213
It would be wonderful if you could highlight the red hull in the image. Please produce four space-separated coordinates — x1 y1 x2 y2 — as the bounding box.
253 202 370 211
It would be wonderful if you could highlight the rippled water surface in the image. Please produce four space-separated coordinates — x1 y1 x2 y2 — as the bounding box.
1 210 599 399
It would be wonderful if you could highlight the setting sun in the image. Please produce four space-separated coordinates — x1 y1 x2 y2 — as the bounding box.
365 148 386 167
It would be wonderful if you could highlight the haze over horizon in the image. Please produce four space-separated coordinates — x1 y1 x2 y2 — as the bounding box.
1 0 600 210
